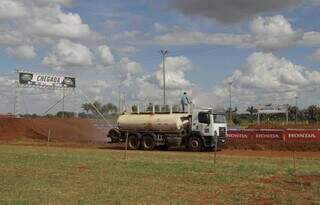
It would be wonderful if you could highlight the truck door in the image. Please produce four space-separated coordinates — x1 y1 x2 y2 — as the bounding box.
197 112 212 136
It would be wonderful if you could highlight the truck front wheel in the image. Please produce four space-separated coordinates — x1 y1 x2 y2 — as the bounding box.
141 135 155 151
127 134 140 150
188 137 203 152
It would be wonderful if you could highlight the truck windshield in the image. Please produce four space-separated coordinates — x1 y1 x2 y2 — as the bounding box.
213 114 226 123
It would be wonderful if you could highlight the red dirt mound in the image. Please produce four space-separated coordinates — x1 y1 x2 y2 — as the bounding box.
0 117 106 143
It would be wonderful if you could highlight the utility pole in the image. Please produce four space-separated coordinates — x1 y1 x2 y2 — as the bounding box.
228 82 233 124
62 88 65 119
295 96 298 124
118 85 121 114
14 70 20 117
161 50 168 105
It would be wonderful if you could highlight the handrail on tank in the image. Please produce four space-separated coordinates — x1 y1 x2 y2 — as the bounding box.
124 103 194 115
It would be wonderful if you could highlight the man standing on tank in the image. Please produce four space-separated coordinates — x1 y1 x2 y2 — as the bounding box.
180 92 191 112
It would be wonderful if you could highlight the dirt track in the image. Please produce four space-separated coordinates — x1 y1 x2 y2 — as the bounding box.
0 117 106 143
1 117 320 153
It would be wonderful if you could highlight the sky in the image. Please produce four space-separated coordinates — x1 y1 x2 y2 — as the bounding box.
1 0 320 114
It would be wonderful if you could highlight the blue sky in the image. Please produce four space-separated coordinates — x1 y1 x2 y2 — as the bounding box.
1 0 320 113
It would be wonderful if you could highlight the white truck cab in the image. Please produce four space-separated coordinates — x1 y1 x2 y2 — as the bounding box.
188 108 227 151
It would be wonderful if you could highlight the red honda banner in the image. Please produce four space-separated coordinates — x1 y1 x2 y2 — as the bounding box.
284 130 320 142
228 130 284 141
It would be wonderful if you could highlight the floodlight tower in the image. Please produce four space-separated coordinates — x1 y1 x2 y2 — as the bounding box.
227 81 233 123
295 96 299 124
161 49 168 105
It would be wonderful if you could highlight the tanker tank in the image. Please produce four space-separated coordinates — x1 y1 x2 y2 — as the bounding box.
117 113 190 133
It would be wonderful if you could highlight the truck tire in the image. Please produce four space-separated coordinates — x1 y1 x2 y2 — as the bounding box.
141 135 155 151
127 134 140 150
188 136 203 152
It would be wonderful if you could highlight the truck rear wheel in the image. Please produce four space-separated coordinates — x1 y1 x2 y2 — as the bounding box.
188 137 203 152
127 134 140 150
141 135 155 151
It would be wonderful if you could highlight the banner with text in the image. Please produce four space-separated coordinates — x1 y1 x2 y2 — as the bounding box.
19 72 76 88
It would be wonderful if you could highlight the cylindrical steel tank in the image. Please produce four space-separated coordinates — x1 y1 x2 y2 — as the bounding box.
117 113 190 133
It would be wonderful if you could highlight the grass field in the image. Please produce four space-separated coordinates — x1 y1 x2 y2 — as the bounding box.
0 145 319 205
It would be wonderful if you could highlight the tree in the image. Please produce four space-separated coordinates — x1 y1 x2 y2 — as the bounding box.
246 106 258 122
106 103 117 114
81 103 91 113
92 101 102 114
305 105 320 123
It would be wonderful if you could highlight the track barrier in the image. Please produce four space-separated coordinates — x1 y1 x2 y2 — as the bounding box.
228 129 320 143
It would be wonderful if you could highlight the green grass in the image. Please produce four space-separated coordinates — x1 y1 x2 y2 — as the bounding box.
0 145 319 205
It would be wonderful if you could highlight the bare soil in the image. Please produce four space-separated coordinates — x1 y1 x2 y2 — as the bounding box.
0 117 106 143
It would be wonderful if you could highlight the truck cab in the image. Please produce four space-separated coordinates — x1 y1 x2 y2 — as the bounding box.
188 108 227 151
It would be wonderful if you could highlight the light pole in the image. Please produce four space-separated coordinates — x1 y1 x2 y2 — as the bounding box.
118 85 121 114
161 50 168 105
295 96 298 124
228 82 233 124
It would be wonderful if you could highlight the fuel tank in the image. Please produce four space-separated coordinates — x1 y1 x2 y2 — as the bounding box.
117 113 190 133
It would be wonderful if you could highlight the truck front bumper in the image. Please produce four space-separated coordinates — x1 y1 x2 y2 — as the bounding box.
203 135 226 148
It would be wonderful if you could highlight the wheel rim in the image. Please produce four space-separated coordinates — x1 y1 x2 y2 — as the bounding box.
191 140 199 149
144 138 153 148
128 136 138 148
142 136 154 150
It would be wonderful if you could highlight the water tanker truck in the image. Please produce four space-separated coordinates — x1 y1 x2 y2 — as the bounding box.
107 106 227 151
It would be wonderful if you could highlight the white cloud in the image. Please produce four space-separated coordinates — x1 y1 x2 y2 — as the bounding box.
155 30 251 47
312 49 320 61
116 46 137 55
19 0 73 6
0 1 93 47
29 5 91 39
0 0 27 19
7 45 37 59
154 23 167 32
302 32 320 45
42 39 94 70
216 52 320 107
102 20 123 30
97 45 115 67
86 80 110 94
250 15 303 51
0 28 26 45
118 57 142 82
156 15 303 51
145 56 194 90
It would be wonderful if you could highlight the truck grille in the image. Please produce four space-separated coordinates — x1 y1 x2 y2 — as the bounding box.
219 127 226 137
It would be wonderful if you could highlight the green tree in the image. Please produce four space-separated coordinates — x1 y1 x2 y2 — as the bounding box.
81 103 91 113
246 106 257 122
305 105 320 123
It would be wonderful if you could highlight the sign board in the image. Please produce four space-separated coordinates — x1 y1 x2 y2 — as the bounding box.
257 104 288 114
18 72 76 88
